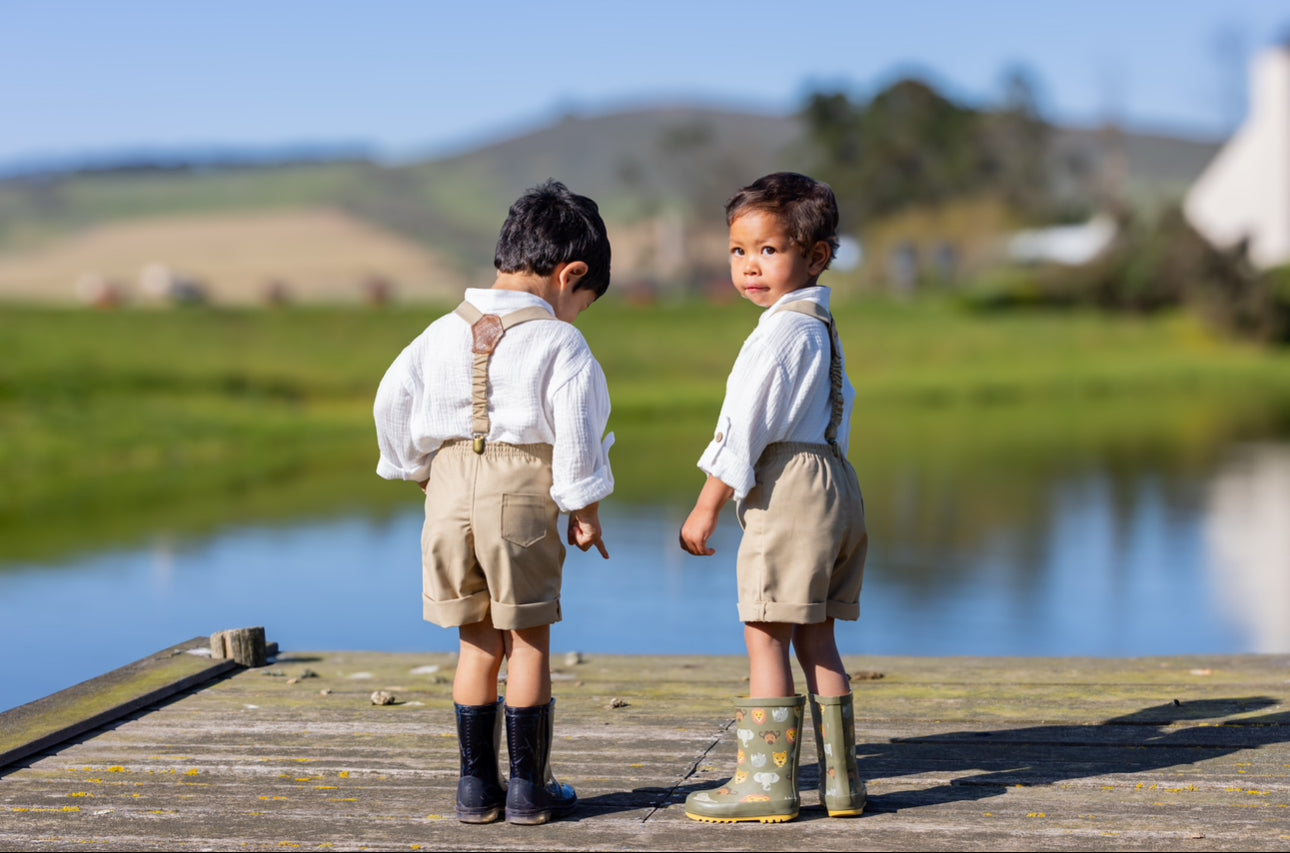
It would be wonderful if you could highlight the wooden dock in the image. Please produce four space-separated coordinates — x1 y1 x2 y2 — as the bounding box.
1 637 1287 851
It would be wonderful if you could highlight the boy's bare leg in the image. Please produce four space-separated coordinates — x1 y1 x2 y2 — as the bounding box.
744 622 796 697
792 620 850 697
502 625 552 707
454 618 506 705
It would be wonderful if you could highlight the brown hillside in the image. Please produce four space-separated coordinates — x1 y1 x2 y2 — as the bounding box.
0 207 471 306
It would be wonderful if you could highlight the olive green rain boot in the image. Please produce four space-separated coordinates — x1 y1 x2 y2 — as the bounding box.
809 692 866 816
685 695 805 823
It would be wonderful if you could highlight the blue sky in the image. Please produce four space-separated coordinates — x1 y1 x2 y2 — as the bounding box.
2 0 1287 169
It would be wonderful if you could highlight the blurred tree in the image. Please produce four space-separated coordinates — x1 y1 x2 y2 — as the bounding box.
803 76 1044 228
981 65 1051 219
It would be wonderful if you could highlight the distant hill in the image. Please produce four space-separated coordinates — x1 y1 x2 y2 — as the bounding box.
0 105 1222 304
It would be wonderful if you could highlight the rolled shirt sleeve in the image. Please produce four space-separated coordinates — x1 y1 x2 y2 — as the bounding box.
373 343 437 483
549 355 615 512
697 345 787 501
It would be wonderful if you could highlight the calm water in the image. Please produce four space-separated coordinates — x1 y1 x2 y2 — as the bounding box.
2 442 1288 713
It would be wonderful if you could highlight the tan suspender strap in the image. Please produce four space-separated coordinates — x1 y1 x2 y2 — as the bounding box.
452 301 557 453
778 300 844 453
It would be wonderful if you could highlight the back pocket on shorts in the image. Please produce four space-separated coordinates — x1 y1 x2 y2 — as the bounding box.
501 493 551 548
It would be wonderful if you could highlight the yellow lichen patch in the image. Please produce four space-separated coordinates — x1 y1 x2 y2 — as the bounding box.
68 793 92 798
185 769 200 776
295 758 313 763
107 767 126 773
259 796 289 801
1027 812 1046 818
1245 790 1270 796
314 786 338 791
328 798 359 803
339 771 350 779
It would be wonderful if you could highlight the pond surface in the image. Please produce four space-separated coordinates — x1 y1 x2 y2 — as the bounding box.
2 441 1288 714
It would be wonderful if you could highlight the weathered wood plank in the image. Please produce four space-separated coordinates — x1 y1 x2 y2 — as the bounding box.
0 637 237 770
0 651 1286 851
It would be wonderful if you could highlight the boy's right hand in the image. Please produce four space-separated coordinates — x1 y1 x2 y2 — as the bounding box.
679 476 735 556
568 502 610 559
679 506 719 556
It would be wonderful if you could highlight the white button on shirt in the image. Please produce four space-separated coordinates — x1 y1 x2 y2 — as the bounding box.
697 286 855 500
373 288 615 512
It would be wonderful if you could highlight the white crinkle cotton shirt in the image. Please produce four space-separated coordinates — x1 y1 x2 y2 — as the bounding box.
697 286 855 500
373 288 614 512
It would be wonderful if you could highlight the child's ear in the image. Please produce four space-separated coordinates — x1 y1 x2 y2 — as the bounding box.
558 261 589 290
806 241 831 276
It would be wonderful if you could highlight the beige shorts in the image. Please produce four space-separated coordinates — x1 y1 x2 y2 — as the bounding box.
420 440 565 631
735 442 867 624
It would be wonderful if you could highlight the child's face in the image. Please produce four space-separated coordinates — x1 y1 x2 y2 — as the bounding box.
727 210 827 308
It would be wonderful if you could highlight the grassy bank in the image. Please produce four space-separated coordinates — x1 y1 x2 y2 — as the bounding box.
2 297 1289 563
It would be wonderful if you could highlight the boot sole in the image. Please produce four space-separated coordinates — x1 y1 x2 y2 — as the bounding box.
506 802 576 825
505 811 551 826
685 810 798 824
456 806 502 824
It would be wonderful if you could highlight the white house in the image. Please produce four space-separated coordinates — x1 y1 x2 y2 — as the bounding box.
1184 46 1290 270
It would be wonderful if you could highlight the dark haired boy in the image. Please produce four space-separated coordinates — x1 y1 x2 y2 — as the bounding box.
374 179 614 825
680 172 868 823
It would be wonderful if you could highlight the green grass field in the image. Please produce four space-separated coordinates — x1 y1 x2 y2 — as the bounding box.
3 296 1289 563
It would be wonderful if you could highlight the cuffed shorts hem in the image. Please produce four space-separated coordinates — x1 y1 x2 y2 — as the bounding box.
825 600 861 621
490 598 562 631
738 601 826 624
423 592 490 628
423 595 562 631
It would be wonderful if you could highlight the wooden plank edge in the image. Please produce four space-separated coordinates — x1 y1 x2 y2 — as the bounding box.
0 636 278 771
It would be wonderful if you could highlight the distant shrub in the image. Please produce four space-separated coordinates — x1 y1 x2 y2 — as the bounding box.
976 204 1290 346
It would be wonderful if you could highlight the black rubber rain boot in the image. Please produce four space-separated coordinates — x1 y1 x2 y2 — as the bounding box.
455 698 506 823
504 699 576 825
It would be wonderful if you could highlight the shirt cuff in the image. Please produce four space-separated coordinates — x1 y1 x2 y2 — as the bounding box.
551 433 615 512
697 442 756 501
376 457 429 482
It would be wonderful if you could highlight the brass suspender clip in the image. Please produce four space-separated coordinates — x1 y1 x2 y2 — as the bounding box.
472 435 486 454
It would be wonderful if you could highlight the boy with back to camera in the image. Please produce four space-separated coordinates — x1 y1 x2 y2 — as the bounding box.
679 172 868 824
373 179 614 826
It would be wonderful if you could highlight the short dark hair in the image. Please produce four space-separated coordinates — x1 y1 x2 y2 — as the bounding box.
494 179 612 297
725 172 840 268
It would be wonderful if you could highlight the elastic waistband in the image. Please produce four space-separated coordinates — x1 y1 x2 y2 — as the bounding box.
439 439 553 462
759 441 841 464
